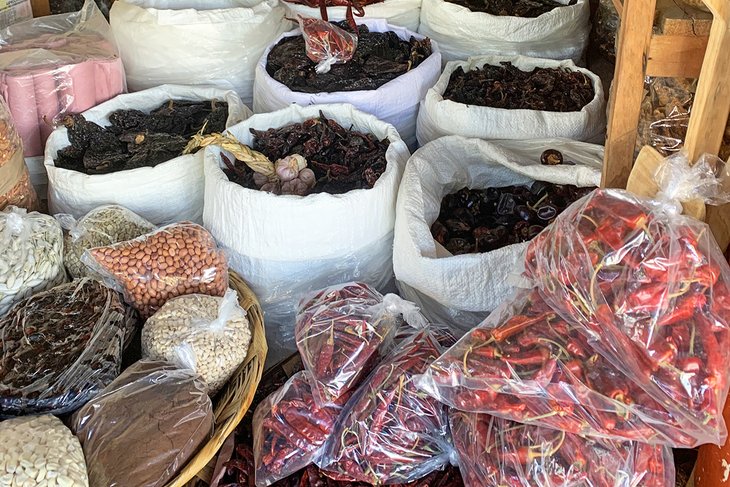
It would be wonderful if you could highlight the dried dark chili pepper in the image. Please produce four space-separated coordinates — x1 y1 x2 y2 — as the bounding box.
295 282 399 406
418 288 700 447
450 411 673 487
446 0 570 17
524 188 730 445
320 329 450 485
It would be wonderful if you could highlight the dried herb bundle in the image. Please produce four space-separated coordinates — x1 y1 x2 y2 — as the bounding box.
445 0 572 16
224 113 389 194
443 62 595 112
54 100 228 175
267 23 432 93
431 182 593 255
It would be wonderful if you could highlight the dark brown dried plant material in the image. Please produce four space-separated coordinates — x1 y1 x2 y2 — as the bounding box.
224 113 389 195
0 279 138 416
54 99 229 175
267 23 432 93
443 62 595 112
431 182 594 255
445 0 572 16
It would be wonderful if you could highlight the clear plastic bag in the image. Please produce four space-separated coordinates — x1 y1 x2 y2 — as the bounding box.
253 370 347 487
72 360 213 487
142 289 252 396
82 221 229 318
295 282 426 406
417 288 697 446
1 415 89 486
0 0 126 157
320 328 451 484
591 0 619 61
297 16 357 74
450 410 674 487
0 97 38 212
522 154 730 446
57 204 156 279
0 279 138 416
0 206 65 317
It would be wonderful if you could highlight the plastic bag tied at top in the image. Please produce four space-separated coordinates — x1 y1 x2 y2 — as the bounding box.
297 15 357 74
522 152 730 446
450 411 674 487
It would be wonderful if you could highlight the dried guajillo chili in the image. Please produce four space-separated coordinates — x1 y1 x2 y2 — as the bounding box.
524 188 730 445
417 289 701 447
320 329 451 485
253 371 350 487
296 282 416 406
450 411 674 487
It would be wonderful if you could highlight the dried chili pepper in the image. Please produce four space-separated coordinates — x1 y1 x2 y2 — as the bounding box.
450 411 674 487
524 188 730 446
320 329 451 485
446 0 569 17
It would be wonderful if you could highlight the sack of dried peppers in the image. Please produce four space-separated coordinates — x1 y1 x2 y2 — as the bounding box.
253 371 348 487
295 282 426 406
417 288 696 446
319 328 452 484
523 154 730 446
450 410 674 487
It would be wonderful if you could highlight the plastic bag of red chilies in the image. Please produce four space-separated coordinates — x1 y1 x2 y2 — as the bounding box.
253 370 350 487
450 410 674 487
523 153 730 446
296 282 426 406
319 328 452 484
297 15 358 74
417 288 696 446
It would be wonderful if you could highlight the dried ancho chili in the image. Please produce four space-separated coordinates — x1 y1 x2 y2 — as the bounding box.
321 329 451 485
54 99 228 174
418 288 693 446
267 23 432 93
450 411 673 487
224 113 389 194
445 0 573 16
443 62 594 112
431 181 593 255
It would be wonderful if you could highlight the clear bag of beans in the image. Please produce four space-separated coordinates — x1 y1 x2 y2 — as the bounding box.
0 279 138 416
56 204 156 279
0 206 65 317
82 221 229 318
0 97 38 213
142 289 252 395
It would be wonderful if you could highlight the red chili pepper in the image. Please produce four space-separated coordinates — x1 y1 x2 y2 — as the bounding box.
502 347 549 366
492 312 553 342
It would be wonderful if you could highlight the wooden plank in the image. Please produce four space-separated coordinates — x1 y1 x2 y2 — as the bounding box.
30 0 50 16
602 0 657 189
657 0 713 36
646 33 708 77
612 0 623 16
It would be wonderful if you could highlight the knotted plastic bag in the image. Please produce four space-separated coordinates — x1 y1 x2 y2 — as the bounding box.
298 16 357 74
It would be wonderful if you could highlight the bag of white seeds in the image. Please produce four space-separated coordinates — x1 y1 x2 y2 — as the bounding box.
56 205 156 279
0 414 89 487
0 206 65 317
142 289 252 395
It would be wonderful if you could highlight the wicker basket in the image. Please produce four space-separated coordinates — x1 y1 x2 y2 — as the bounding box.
165 271 268 487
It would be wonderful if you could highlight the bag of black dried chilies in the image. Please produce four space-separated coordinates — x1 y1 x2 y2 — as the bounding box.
445 0 573 17
54 99 229 175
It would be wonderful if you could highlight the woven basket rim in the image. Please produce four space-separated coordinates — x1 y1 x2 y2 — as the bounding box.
164 271 268 487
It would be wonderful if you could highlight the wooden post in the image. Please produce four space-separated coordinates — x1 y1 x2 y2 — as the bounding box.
30 0 50 17
601 0 657 189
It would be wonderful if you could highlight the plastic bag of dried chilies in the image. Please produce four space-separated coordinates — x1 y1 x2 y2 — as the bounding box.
450 411 674 487
57 204 156 279
523 153 730 446
417 288 698 446
298 15 358 74
318 328 452 484
0 279 138 416
253 370 350 487
295 281 427 406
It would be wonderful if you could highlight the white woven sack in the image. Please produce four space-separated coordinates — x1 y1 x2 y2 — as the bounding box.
416 55 606 146
253 19 441 150
110 0 292 107
203 103 409 359
393 136 602 331
283 0 421 31
418 0 589 63
45 85 251 225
